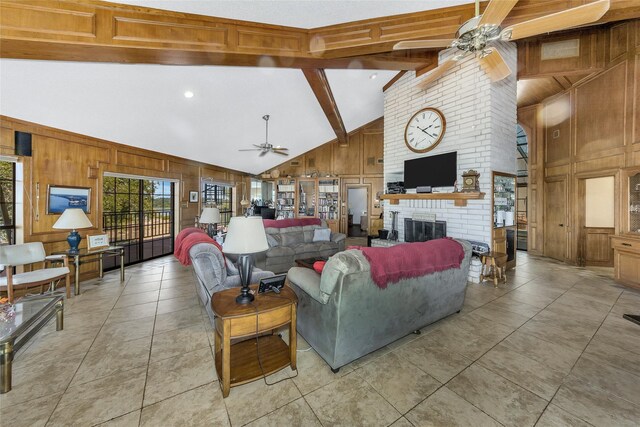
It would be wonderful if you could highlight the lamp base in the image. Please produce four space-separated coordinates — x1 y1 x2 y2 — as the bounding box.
67 230 81 254
235 254 255 305
235 287 255 304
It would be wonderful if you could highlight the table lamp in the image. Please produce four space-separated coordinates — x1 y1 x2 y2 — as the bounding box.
52 208 93 253
199 206 221 237
223 216 268 304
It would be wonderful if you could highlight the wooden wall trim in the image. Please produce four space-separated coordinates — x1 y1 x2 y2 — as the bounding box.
302 68 348 146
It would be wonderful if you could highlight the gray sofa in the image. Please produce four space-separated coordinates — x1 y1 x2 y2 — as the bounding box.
254 220 346 273
286 239 472 371
189 242 274 323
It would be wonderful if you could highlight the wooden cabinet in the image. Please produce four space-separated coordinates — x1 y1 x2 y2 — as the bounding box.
276 178 296 219
492 172 517 270
318 179 340 233
275 177 340 230
611 168 640 289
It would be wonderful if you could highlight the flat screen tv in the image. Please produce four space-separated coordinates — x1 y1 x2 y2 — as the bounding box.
404 151 457 189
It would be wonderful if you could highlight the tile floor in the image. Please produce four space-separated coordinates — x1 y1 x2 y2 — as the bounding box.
1 252 639 426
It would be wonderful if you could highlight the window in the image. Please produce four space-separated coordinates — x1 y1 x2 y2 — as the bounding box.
0 161 15 245
202 182 233 228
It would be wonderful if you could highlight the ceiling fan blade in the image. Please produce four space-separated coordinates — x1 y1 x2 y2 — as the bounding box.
272 150 289 156
253 144 265 148
479 48 512 82
238 148 262 151
393 39 455 50
272 147 289 151
259 150 268 157
417 55 464 90
501 0 609 41
478 0 518 27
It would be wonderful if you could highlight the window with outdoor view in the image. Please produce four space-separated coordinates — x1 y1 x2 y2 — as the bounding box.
202 182 233 228
0 161 15 246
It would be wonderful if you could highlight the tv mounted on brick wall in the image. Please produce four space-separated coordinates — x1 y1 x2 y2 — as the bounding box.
404 151 457 189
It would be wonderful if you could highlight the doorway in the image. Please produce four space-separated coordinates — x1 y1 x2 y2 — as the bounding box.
102 176 175 269
544 178 567 261
347 187 368 237
577 176 615 266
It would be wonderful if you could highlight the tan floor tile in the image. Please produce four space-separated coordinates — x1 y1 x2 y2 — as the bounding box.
97 410 141 426
127 273 164 284
158 285 196 300
406 387 501 427
569 356 640 406
245 397 321 427
518 319 594 351
583 336 640 377
421 322 501 360
394 337 473 383
501 330 582 373
20 326 97 358
449 311 517 338
122 281 161 295
471 304 532 328
610 291 640 315
500 288 558 309
106 301 158 324
594 313 640 354
0 352 85 407
224 370 301 426
552 376 640 427
114 290 159 308
144 347 216 406
479 342 567 400
154 306 203 333
55 308 110 332
150 323 210 362
156 294 200 315
160 278 197 288
140 382 229 426
0 391 63 427
71 335 152 386
305 373 401 427
356 351 441 413
389 417 414 427
291 346 351 395
93 316 155 348
447 364 548 427
535 404 591 427
47 366 146 426
488 297 542 318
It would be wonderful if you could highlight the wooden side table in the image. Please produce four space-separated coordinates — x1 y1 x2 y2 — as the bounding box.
480 252 508 287
211 285 297 397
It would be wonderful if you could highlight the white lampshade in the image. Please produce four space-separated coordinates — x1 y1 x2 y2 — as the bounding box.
199 207 221 224
52 208 93 230
223 216 268 254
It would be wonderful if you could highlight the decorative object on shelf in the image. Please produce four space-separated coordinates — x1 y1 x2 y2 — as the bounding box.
87 233 109 251
270 169 280 178
189 191 198 203
199 206 221 237
461 170 481 192
223 216 269 304
404 107 446 153
47 185 91 214
52 208 93 253
238 115 289 156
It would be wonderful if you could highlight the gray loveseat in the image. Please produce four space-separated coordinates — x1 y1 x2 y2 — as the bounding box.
254 220 346 273
189 242 274 323
286 239 472 371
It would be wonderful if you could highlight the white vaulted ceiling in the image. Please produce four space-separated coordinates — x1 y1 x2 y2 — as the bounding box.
0 1 472 174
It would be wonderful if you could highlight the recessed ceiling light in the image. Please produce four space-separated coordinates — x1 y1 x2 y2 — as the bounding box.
184 91 194 98
369 73 377 80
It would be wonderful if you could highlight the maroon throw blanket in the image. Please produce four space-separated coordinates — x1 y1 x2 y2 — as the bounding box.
174 231 224 266
360 238 465 289
263 218 322 228
175 227 205 252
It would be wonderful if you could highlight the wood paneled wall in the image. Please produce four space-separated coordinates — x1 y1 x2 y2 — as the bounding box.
520 19 640 264
265 118 384 233
0 115 250 280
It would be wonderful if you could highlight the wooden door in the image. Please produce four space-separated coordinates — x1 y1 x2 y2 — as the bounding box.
544 179 567 261
583 227 615 266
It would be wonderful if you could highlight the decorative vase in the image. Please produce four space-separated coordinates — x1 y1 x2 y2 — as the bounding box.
270 169 280 178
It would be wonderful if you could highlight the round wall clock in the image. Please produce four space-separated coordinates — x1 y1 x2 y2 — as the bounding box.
404 107 446 153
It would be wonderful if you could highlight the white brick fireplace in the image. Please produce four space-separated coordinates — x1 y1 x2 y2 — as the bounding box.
383 43 517 245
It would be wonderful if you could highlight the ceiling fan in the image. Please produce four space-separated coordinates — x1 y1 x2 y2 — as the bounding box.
393 0 610 88
239 115 289 157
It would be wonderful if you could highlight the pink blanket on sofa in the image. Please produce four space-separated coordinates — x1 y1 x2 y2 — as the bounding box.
174 228 223 266
263 218 322 228
360 238 465 289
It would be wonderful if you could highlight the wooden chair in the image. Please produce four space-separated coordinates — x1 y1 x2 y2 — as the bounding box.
480 251 508 287
0 242 71 303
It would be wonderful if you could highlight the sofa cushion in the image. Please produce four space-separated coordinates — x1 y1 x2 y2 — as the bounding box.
266 246 295 258
319 250 369 296
313 228 331 242
280 227 305 246
287 267 329 304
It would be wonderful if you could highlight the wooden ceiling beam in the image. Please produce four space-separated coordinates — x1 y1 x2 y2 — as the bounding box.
302 69 348 147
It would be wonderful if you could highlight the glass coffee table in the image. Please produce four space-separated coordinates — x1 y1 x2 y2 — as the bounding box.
0 295 64 393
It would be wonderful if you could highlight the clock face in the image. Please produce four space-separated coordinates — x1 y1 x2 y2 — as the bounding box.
464 177 474 186
404 108 446 153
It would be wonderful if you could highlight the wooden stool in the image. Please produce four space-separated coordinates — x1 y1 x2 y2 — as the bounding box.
480 252 507 287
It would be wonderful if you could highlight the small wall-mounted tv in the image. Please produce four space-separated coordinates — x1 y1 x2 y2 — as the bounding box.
404 151 457 189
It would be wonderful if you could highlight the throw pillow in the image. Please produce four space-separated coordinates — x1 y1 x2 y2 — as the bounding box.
313 260 327 274
312 228 331 242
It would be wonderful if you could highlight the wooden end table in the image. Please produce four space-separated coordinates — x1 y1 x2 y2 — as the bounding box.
211 285 298 397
